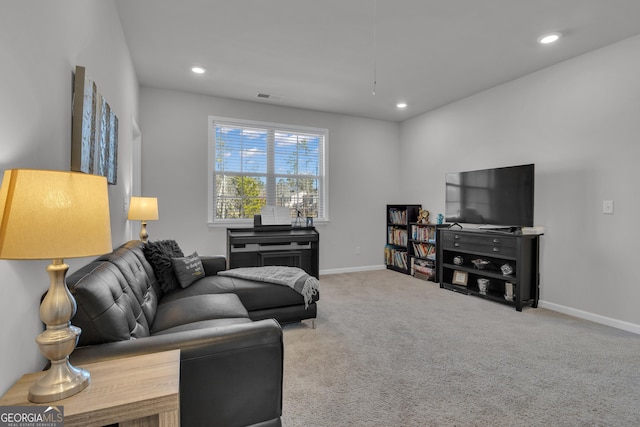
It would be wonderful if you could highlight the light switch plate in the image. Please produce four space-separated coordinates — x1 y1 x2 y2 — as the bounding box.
602 200 614 214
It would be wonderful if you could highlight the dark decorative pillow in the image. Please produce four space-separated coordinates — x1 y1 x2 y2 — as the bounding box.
143 240 184 293
172 252 204 288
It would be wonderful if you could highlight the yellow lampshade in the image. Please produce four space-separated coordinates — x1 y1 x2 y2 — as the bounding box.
0 169 113 403
0 169 112 260
128 196 159 221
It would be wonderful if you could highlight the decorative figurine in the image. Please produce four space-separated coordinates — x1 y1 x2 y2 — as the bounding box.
436 213 444 224
417 208 430 224
504 282 514 302
477 278 490 295
471 258 491 269
293 210 303 227
501 263 514 275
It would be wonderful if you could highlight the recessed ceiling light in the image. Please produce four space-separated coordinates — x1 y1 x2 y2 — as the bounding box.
191 66 207 74
537 33 561 45
396 103 407 109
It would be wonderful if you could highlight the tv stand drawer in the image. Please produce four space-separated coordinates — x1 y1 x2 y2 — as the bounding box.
442 231 516 257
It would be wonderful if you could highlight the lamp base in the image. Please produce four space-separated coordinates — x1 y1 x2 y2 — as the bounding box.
28 360 90 403
139 221 149 243
28 260 91 403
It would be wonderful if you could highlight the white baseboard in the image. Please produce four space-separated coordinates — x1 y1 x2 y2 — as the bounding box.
320 264 386 276
539 300 640 335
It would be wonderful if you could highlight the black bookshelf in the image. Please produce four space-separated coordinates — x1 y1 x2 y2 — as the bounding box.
384 204 421 274
409 222 448 282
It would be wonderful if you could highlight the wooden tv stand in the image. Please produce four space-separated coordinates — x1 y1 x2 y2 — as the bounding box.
438 228 541 311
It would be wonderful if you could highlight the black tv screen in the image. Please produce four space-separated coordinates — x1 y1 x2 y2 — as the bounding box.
445 164 534 227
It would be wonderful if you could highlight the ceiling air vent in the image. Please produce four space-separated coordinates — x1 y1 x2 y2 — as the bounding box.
256 93 283 101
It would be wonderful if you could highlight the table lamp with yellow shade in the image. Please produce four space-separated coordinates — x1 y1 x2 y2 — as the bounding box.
0 169 112 403
127 196 158 243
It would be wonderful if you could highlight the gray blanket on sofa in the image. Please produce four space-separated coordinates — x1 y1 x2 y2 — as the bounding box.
218 266 319 308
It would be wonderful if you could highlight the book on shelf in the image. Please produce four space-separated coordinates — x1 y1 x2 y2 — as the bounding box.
388 226 408 246
411 258 434 273
388 208 407 225
384 245 408 270
410 224 437 242
411 258 435 280
411 242 436 259
413 271 434 281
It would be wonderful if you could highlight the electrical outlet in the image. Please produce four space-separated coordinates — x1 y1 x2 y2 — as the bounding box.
602 200 614 214
355 246 361 255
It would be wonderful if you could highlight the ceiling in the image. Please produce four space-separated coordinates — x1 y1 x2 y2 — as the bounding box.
115 0 640 122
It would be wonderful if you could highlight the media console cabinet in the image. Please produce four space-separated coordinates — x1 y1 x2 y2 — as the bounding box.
438 228 541 311
227 226 319 278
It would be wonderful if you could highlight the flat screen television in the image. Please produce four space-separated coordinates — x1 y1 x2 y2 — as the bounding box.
445 164 534 228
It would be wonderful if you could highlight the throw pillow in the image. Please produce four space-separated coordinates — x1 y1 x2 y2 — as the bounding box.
172 252 204 288
143 240 184 293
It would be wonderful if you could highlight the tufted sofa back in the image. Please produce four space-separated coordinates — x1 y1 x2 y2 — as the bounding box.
67 240 161 346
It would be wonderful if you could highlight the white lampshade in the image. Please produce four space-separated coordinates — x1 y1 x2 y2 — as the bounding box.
0 169 112 259
128 196 159 221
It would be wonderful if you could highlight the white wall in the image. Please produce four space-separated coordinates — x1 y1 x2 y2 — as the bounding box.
0 0 138 394
139 87 401 272
401 35 640 332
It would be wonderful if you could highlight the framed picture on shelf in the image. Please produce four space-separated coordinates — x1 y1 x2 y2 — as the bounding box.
452 270 468 286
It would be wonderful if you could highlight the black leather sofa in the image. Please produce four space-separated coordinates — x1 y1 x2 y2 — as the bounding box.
65 240 319 427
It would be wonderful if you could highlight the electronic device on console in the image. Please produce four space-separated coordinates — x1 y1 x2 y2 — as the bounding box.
445 164 535 233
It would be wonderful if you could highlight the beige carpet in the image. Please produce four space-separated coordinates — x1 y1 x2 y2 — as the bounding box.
281 269 640 427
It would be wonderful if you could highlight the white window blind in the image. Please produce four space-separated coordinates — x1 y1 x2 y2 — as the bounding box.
208 116 327 223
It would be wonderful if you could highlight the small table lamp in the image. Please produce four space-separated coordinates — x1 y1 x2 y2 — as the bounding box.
0 169 112 403
127 196 159 242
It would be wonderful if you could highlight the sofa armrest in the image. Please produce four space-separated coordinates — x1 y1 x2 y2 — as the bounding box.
200 255 227 276
70 319 283 427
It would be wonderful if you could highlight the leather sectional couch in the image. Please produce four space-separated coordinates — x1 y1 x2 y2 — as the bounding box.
65 240 319 427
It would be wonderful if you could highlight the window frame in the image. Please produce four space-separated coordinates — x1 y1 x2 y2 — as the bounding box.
208 115 329 226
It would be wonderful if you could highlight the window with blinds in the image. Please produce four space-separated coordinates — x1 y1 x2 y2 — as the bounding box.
208 116 328 223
